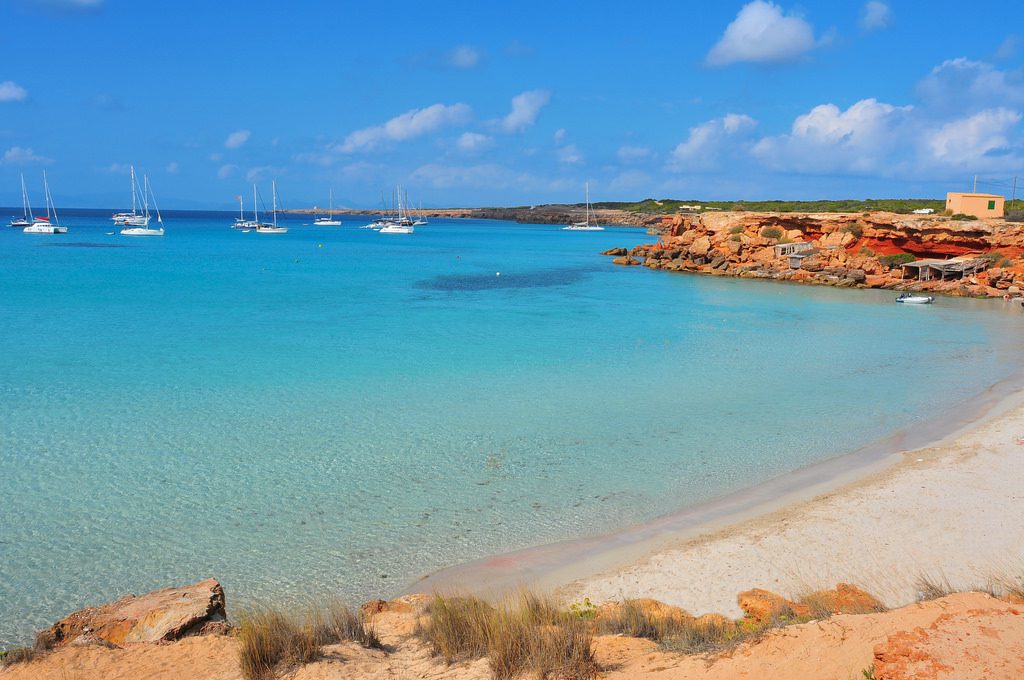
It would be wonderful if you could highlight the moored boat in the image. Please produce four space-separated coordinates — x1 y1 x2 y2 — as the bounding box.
896 294 935 304
563 182 604 231
9 173 33 228
23 171 68 234
254 180 288 234
313 188 341 226
119 174 164 236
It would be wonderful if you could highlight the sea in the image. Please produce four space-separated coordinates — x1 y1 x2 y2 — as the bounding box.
1 209 1022 646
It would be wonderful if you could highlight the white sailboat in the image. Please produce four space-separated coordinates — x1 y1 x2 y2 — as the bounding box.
23 170 68 234
313 189 341 226
233 194 256 229
112 166 150 227
562 182 604 231
255 180 288 233
379 185 414 234
120 174 165 236
8 173 32 228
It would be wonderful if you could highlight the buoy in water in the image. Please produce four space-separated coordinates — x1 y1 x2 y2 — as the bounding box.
496 272 501 276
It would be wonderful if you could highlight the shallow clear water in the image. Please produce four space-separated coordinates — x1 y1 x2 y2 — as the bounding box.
1 211 1021 646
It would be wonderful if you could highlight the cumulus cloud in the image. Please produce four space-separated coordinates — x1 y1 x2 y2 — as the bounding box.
926 108 1022 169
1 146 52 165
917 58 1024 114
217 164 237 179
859 1 891 31
553 128 567 144
456 132 493 152
994 35 1019 61
500 90 550 133
557 144 583 164
337 103 471 153
706 1 818 66
0 81 28 102
224 130 251 149
617 145 652 161
166 162 179 174
671 113 757 168
752 99 912 173
449 45 481 68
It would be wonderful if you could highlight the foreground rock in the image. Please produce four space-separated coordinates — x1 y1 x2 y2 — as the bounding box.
5 589 1023 679
606 210 1024 298
42 578 227 648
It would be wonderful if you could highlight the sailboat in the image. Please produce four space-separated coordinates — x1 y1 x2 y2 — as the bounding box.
232 194 256 230
255 180 288 233
23 170 68 234
112 166 150 227
8 173 32 228
120 174 165 236
379 185 414 234
313 189 341 226
562 182 604 231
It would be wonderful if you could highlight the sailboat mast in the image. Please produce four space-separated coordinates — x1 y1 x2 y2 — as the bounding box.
20 173 30 219
43 170 58 226
253 184 259 223
130 166 137 216
328 188 333 215
149 176 163 225
239 195 244 221
142 174 150 219
272 180 278 228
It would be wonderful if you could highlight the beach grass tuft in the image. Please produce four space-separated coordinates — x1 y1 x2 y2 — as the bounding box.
914 574 954 601
238 599 382 680
417 591 598 680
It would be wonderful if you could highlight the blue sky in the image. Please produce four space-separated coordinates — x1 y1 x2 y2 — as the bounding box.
1 0 1022 208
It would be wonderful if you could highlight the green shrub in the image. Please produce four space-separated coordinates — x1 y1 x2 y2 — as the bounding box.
729 225 744 234
842 224 864 238
950 213 976 221
879 253 915 267
760 227 783 240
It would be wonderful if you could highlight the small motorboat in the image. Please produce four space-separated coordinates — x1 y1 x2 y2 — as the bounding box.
896 293 935 304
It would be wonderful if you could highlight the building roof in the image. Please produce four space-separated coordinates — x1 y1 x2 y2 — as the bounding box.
946 192 1003 198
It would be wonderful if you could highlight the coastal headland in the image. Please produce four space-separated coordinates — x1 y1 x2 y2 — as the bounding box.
606 210 1024 298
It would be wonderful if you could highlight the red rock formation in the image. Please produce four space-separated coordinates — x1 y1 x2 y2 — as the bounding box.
42 578 227 648
610 211 1024 298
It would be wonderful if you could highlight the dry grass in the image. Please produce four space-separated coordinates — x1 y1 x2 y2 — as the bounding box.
914 574 954 602
0 629 58 668
596 600 689 641
417 592 598 680
238 599 382 680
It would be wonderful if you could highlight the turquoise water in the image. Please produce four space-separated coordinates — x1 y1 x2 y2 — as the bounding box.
1 211 1022 646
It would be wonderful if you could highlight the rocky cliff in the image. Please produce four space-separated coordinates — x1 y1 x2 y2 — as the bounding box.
608 211 1024 298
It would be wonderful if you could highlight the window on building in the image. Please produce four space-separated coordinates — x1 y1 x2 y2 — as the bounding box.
988 200 996 210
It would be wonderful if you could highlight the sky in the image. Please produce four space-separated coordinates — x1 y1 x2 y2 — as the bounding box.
0 0 1022 209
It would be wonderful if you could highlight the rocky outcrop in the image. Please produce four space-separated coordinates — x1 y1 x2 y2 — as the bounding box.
41 578 227 648
606 211 1024 298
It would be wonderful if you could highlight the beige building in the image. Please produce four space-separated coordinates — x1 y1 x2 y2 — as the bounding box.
945 192 1004 218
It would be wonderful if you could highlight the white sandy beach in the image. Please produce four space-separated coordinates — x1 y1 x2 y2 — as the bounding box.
561 389 1024 616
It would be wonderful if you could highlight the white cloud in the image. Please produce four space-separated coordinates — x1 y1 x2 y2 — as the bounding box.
337 103 471 153
208 152 223 162
106 162 130 174
166 162 179 174
553 128 567 144
1 146 52 165
706 1 818 66
245 166 277 183
217 164 237 179
752 99 911 173
917 58 1024 114
926 108 1022 168
859 1 891 31
456 132 493 152
500 90 550 133
449 45 481 68
672 113 757 168
224 130 251 149
617 145 651 161
994 35 1019 61
557 144 583 164
0 81 28 102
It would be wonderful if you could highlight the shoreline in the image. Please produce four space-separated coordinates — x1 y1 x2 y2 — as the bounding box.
409 371 1024 614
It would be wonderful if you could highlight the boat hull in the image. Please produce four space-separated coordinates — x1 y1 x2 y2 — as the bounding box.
120 227 165 236
313 219 342 226
23 224 68 234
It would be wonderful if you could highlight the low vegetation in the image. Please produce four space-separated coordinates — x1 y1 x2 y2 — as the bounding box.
760 227 783 239
879 253 916 267
238 600 381 680
593 198 948 215
915 574 955 602
416 592 599 680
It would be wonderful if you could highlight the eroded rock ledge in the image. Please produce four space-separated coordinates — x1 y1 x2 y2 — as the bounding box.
608 211 1024 298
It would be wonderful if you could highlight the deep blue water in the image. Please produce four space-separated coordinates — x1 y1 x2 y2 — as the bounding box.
1 209 1021 646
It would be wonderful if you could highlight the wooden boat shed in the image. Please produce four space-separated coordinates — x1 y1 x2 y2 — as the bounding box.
900 256 990 281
